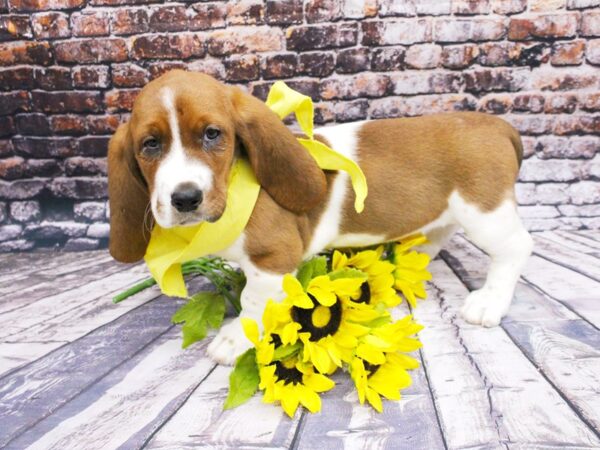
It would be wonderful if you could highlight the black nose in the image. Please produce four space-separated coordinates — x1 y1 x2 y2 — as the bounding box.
171 186 203 213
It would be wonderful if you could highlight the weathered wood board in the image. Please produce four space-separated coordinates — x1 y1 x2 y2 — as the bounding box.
0 230 598 449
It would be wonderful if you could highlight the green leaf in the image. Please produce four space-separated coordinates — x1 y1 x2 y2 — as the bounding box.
328 267 367 281
171 292 226 349
296 256 328 289
384 242 396 263
224 348 260 410
272 342 302 361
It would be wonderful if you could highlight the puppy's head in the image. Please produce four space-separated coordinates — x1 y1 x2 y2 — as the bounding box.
108 70 326 263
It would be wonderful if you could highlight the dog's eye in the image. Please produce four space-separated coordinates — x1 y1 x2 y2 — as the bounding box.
142 137 161 157
204 126 221 142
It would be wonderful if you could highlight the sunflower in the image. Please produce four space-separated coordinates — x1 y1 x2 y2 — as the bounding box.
349 313 423 411
350 351 420 412
259 356 335 417
279 274 373 374
393 234 432 308
332 248 399 308
242 317 334 417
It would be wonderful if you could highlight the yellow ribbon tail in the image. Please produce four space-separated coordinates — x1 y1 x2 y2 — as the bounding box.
298 138 368 213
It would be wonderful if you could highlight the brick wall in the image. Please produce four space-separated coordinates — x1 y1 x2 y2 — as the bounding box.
0 0 599 252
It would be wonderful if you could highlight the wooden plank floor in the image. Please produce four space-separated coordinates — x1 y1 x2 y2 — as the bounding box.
0 230 599 449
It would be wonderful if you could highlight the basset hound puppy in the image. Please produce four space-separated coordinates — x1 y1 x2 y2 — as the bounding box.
108 70 533 365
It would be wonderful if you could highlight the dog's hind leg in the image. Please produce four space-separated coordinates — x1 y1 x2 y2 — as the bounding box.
415 224 460 260
450 192 533 327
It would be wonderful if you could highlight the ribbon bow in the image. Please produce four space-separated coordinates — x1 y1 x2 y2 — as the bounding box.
144 81 368 297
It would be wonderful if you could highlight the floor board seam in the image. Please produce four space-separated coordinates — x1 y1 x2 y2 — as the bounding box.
415 345 450 450
520 275 600 332
501 326 600 441
531 250 600 283
427 281 506 447
0 252 109 281
0 254 116 292
139 363 219 450
288 409 307 450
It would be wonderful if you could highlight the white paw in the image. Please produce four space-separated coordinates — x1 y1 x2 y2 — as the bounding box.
461 288 510 328
207 318 252 366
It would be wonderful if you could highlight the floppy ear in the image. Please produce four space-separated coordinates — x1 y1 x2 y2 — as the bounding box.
107 122 151 263
229 87 327 214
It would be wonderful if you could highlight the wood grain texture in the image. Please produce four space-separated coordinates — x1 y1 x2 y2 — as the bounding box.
1 232 599 449
523 256 600 329
0 295 182 448
0 281 166 378
294 372 444 450
575 230 600 243
7 330 214 450
145 364 301 449
414 259 600 449
443 235 598 327
442 236 600 445
0 341 66 378
0 263 150 339
0 251 107 280
0 252 112 289
548 230 600 255
532 234 600 282
0 257 130 315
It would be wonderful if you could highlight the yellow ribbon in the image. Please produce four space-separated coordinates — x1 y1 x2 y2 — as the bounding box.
144 81 368 298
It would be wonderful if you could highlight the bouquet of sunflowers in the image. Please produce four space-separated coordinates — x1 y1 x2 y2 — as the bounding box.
224 234 431 417
115 234 431 417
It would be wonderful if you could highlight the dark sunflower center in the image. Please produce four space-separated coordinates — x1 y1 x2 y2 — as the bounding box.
292 294 342 342
364 360 381 377
274 359 303 385
270 334 282 348
353 281 371 304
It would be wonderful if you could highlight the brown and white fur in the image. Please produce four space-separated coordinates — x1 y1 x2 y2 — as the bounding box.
108 70 533 365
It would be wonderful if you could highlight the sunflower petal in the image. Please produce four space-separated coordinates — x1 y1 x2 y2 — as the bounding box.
312 288 336 306
304 373 335 392
309 342 333 374
294 292 315 309
280 388 300 418
281 322 301 345
283 273 303 296
298 386 322 413
365 387 383 412
332 250 348 270
241 317 260 346
356 343 386 365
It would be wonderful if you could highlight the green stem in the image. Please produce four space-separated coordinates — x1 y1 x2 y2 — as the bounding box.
113 278 157 303
112 256 246 315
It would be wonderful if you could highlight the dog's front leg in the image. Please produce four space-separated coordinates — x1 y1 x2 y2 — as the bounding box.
207 263 285 365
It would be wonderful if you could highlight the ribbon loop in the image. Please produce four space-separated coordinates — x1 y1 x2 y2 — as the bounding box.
267 81 314 139
265 82 367 213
